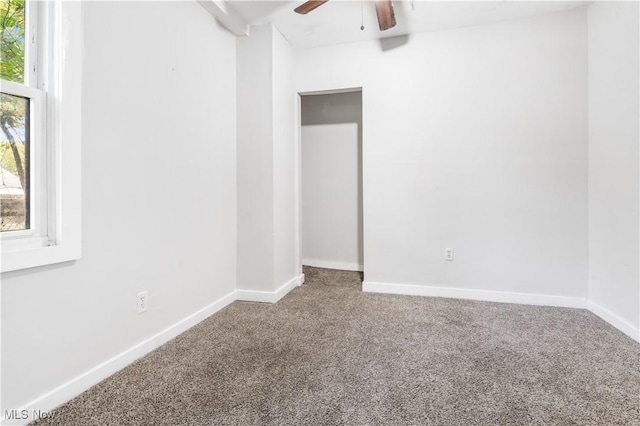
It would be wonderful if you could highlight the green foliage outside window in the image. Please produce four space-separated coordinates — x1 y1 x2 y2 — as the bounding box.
0 0 27 190
0 140 24 175
1 0 25 84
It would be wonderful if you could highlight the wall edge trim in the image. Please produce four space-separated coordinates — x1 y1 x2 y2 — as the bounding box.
303 259 363 272
1 291 237 426
587 300 640 343
362 281 587 308
236 273 304 303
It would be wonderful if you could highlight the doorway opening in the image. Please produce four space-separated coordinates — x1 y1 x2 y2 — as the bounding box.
299 89 363 279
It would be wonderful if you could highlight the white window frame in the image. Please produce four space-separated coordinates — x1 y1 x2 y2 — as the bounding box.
0 81 45 245
0 0 82 273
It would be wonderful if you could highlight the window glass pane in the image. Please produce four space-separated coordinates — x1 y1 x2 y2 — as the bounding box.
1 0 26 84
0 92 29 231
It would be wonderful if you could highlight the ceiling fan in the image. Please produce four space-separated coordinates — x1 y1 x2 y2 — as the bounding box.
294 1 397 31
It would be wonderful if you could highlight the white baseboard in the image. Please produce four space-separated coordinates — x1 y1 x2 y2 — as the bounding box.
4 278 636 426
2 274 307 426
1 291 237 426
362 281 587 309
363 281 640 343
587 300 640 343
303 258 363 272
236 273 304 304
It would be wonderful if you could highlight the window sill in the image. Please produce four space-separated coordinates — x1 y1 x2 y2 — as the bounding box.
1 243 81 272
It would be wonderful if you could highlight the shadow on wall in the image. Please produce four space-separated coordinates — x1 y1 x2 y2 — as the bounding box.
379 34 410 51
300 92 363 127
378 0 411 52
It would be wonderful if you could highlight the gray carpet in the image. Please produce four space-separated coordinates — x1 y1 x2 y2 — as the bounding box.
35 266 640 425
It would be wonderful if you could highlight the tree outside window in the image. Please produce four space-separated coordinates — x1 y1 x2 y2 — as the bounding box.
0 0 28 231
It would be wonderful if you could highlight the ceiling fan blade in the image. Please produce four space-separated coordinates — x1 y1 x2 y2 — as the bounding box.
375 0 396 31
294 0 329 15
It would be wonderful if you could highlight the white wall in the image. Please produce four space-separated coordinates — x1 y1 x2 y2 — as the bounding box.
587 1 640 339
301 92 363 271
272 27 299 288
236 24 300 296
237 24 274 292
1 0 237 415
295 9 589 302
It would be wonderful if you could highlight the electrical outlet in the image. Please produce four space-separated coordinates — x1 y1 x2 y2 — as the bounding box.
137 291 148 314
445 248 454 261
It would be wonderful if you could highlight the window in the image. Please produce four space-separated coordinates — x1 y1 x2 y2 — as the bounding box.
1 0 44 239
0 92 30 232
0 0 81 272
